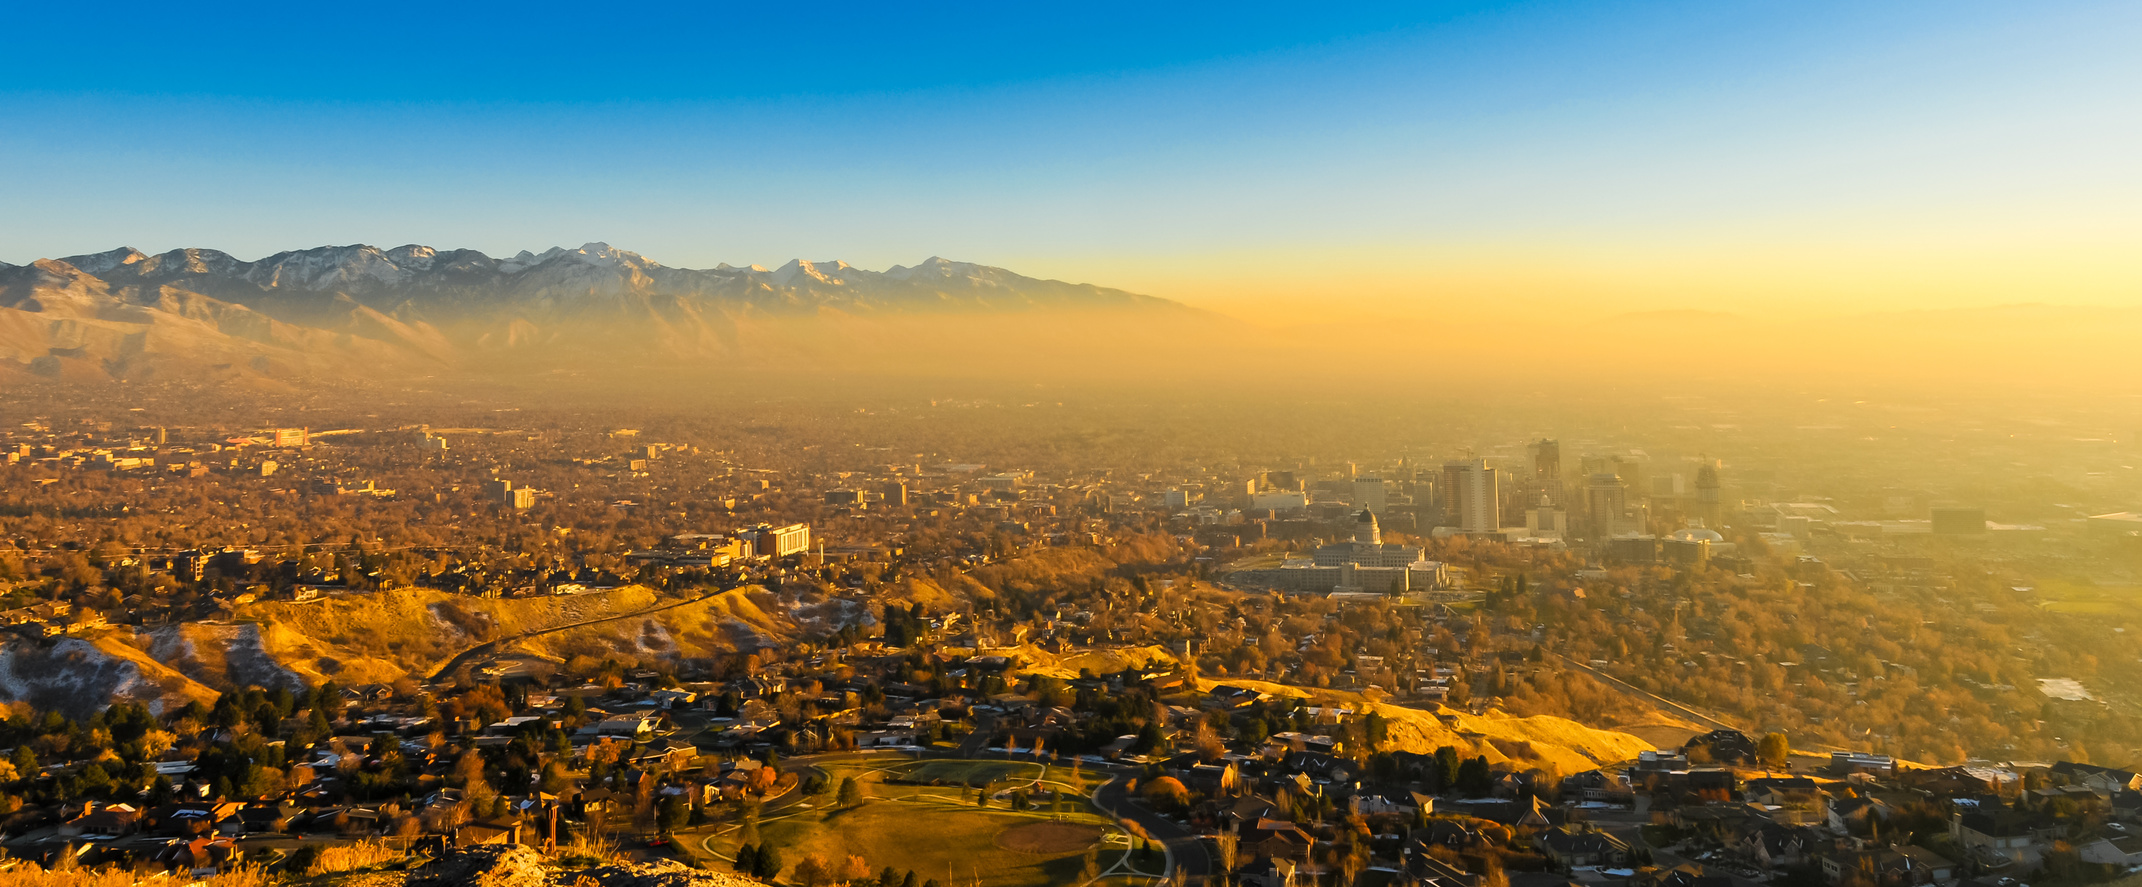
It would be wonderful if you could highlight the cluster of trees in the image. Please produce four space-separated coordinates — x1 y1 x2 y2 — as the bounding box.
1363 746 1498 797
879 602 931 647
0 681 376 820
785 854 937 887
1485 554 2138 763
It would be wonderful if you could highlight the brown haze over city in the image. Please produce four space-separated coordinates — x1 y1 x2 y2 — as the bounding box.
5 7 2142 886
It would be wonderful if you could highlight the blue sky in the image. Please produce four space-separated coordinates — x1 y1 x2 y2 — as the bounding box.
4 1 2138 320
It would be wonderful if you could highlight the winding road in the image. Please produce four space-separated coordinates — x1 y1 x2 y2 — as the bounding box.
1548 652 1741 733
1551 652 1859 756
1094 773 1211 886
426 586 736 682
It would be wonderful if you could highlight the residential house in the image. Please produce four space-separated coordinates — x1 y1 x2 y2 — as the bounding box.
630 738 698 771
590 712 659 740
1537 826 1630 867
1829 795 1891 836
146 801 243 836
59 802 139 837
2113 791 2142 823
1561 769 1635 805
2051 762 2142 794
1830 753 1898 778
1731 820 1818 870
1818 846 1955 887
1350 790 1421 817
2077 834 2142 867
1633 863 1735 887
160 837 243 875
1912 767 2021 798
1685 729 1760 766
1950 810 2051 869
1746 776 1829 827
1245 817 1317 863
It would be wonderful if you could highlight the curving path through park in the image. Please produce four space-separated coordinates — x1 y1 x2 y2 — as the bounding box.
691 750 1199 886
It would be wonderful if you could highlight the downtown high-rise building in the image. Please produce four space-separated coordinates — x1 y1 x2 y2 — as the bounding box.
1352 476 1388 513
1587 472 1628 537
1443 459 1499 532
1532 439 1561 481
1693 460 1722 529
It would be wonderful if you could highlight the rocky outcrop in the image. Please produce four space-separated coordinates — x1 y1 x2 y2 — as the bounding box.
408 845 765 887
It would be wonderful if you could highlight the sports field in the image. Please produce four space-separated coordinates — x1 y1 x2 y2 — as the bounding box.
2032 579 2142 616
701 755 1164 887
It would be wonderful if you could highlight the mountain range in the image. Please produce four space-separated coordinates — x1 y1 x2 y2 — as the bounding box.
0 243 1193 382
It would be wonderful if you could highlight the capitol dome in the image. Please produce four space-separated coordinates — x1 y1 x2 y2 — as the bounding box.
1355 509 1381 544
1669 527 1724 543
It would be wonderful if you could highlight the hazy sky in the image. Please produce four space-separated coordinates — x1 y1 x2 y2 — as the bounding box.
4 1 2137 322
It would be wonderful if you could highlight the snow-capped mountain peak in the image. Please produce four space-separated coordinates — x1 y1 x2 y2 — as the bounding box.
57 247 149 275
22 243 1177 316
768 259 852 286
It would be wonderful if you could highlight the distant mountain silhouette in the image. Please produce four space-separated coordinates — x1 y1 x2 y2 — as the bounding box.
0 243 1203 383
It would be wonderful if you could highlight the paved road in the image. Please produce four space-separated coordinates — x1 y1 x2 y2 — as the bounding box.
1095 773 1211 886
1552 652 1864 756
427 586 734 681
1549 652 1743 734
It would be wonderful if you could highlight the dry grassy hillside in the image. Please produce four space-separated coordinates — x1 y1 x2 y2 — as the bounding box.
230 585 685 681
148 621 408 690
999 643 1180 680
875 575 970 611
503 588 794 663
0 586 800 715
0 635 219 717
1196 678 1656 778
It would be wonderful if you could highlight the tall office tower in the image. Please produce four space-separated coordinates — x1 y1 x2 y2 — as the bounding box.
1440 462 1467 525
1532 439 1561 481
1444 459 1499 532
1612 454 1647 498
1587 472 1627 537
1694 460 1721 529
1352 477 1388 513
882 480 910 507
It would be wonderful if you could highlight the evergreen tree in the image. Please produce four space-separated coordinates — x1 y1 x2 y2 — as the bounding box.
660 795 689 831
754 844 784 880
1433 746 1461 791
1364 712 1388 749
1457 756 1492 795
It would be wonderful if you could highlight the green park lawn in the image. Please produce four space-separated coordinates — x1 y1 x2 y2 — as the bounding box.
700 755 1156 887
